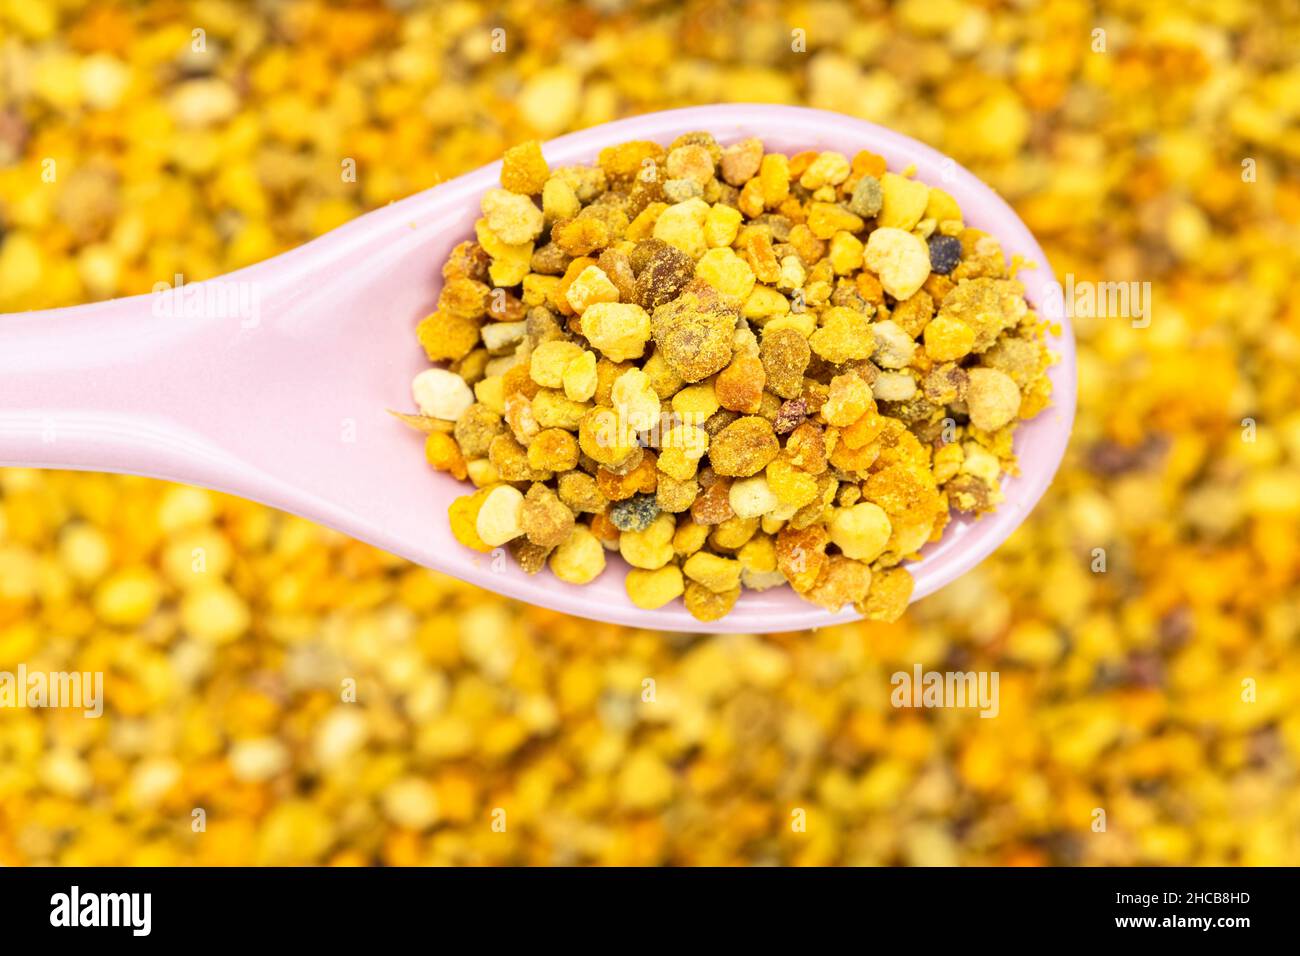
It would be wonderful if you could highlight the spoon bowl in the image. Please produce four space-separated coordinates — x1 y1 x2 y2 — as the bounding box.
0 105 1075 633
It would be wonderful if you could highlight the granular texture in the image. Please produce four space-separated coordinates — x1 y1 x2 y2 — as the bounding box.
6 0 1287 867
407 135 1054 621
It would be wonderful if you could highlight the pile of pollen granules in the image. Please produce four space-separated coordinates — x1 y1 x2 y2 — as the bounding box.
404 134 1055 623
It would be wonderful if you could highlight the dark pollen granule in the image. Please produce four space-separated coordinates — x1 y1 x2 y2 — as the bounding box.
632 240 696 310
773 398 808 434
927 234 963 275
609 493 661 532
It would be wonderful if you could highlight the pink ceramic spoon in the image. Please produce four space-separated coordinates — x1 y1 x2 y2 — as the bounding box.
0 105 1075 633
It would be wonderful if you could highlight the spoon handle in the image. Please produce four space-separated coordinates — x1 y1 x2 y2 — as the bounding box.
2 296 157 466
0 285 268 495
0 167 469 482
